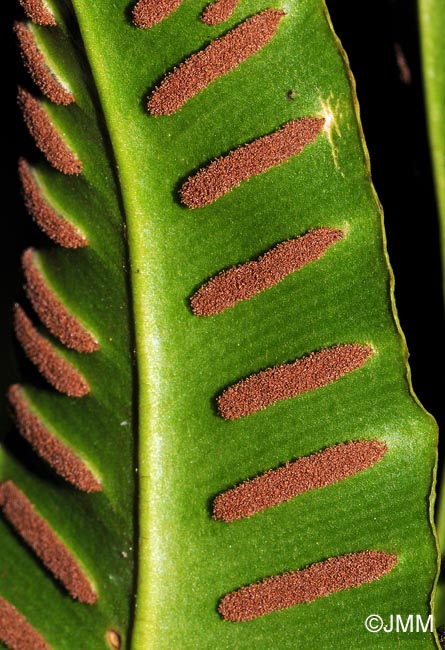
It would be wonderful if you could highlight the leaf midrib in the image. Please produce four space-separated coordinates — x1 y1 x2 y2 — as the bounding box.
63 2 440 648
69 4 161 648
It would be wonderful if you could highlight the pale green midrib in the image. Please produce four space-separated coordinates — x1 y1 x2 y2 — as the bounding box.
69 5 157 649
64 3 440 648
418 0 445 630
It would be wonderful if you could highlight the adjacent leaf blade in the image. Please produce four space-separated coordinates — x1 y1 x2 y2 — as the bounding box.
1 3 136 647
418 0 445 632
0 1 439 649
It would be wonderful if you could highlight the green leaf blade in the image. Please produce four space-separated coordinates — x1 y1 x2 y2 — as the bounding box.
0 0 439 648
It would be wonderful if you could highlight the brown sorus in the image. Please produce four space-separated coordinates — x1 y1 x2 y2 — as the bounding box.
18 87 82 175
13 304 90 398
218 344 373 419
0 481 97 604
132 0 184 28
0 596 50 650
191 228 344 316
106 630 122 649
148 9 285 116
201 0 239 25
23 248 99 353
213 440 387 521
15 23 74 106
8 384 101 493
181 117 324 208
18 160 87 248
219 551 398 621
18 0 56 26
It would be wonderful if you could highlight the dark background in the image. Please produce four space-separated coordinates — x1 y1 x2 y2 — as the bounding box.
328 0 445 521
1 0 444 561
329 0 445 437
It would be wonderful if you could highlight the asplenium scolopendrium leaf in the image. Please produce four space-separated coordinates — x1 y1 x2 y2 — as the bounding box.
0 0 439 648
